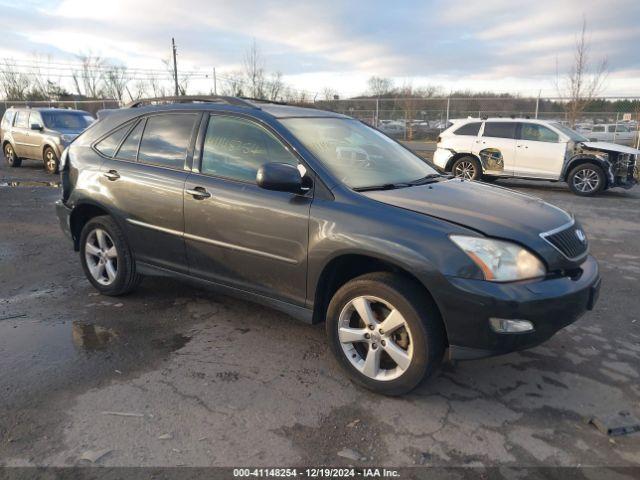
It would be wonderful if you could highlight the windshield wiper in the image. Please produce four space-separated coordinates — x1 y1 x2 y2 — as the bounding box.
408 173 444 185
353 183 412 192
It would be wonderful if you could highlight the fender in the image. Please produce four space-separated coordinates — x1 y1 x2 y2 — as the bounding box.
68 198 128 250
562 154 615 185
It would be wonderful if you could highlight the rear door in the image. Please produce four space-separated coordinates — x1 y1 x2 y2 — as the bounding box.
472 121 517 176
514 122 566 179
95 112 200 272
183 113 311 306
11 111 31 158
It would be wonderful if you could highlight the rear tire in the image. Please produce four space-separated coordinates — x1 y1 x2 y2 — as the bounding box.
326 272 445 395
43 147 59 174
451 156 481 180
568 163 605 196
79 215 142 296
4 143 21 168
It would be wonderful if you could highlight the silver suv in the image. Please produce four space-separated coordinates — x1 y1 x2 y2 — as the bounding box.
1 107 94 173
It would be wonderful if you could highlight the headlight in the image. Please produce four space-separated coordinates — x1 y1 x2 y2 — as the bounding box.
60 134 77 143
450 235 546 282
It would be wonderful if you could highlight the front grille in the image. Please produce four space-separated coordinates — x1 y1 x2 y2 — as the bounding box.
541 222 588 260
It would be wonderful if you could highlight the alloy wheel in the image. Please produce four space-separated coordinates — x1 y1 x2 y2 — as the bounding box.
5 145 15 164
573 168 600 193
454 161 475 180
84 228 118 286
338 295 414 381
45 150 57 172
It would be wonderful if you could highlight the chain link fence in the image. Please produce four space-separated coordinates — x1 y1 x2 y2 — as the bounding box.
3 96 639 148
314 97 640 147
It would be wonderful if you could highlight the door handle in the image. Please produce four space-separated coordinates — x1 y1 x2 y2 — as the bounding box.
104 170 120 181
186 187 211 199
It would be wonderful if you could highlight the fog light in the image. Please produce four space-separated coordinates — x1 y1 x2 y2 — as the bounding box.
489 318 534 333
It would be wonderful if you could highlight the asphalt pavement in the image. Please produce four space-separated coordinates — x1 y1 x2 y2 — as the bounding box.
1 157 639 468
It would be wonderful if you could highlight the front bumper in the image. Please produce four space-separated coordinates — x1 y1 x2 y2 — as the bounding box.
55 199 74 244
436 255 600 360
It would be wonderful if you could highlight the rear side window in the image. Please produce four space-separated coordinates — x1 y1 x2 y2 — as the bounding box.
1 110 15 130
201 115 298 182
453 122 481 136
116 120 145 161
520 123 559 143
138 114 197 169
15 111 29 129
95 123 132 157
483 122 516 139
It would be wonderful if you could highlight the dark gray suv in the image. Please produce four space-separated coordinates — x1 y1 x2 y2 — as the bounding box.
1 107 94 173
56 96 600 395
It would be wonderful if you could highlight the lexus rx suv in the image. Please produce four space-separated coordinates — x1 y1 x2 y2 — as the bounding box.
433 118 638 196
1 107 94 173
56 97 600 395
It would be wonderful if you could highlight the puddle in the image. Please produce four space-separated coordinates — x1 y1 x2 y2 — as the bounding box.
0 180 60 188
72 322 118 351
0 316 191 411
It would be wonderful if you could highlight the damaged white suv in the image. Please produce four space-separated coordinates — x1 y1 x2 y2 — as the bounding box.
433 118 639 196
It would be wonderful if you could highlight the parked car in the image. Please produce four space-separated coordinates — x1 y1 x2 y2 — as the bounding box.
1 107 95 173
56 97 600 395
379 121 406 137
587 124 635 145
433 118 639 196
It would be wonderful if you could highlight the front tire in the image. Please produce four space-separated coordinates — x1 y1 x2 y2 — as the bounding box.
79 216 142 296
4 143 21 168
451 156 481 180
43 147 59 174
326 272 445 395
568 163 605 196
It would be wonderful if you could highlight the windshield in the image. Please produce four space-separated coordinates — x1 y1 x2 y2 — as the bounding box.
280 118 437 189
42 112 94 131
550 122 589 142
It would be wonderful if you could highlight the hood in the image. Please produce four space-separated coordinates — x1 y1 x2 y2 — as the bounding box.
581 141 640 155
361 179 572 242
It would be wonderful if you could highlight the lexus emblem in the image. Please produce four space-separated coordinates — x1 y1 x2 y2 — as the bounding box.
575 229 586 243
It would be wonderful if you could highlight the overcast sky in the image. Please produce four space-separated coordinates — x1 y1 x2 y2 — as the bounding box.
2 0 639 97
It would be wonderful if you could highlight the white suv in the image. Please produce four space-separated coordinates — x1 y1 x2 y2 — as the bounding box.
433 118 639 196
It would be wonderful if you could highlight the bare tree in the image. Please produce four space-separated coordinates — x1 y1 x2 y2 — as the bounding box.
367 76 394 97
243 39 266 98
220 71 245 97
322 87 339 101
103 65 129 101
71 54 106 98
556 18 608 126
0 60 32 100
265 72 284 101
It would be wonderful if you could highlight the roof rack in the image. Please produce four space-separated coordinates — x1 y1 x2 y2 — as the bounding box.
124 95 259 109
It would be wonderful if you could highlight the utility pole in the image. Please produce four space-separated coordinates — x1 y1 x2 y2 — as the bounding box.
213 67 217 95
172 38 179 96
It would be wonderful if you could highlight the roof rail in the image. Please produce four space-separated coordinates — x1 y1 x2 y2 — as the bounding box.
123 95 259 109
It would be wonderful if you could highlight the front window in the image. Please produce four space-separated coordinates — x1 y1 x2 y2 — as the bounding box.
280 118 437 190
41 112 93 131
550 122 589 142
520 123 559 143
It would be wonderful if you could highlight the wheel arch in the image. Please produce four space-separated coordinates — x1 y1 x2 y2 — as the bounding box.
311 252 449 346
69 201 117 251
563 155 612 187
445 152 481 173
42 143 58 158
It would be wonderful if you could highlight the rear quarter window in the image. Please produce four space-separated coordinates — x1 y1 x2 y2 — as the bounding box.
453 122 481 136
1 110 15 130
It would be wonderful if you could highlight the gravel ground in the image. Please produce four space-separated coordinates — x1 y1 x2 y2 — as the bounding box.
1 158 639 468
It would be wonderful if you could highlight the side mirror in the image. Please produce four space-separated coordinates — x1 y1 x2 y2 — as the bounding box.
256 162 303 193
30 123 43 131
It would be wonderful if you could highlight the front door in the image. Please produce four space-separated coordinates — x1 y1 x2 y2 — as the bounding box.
184 114 311 306
472 121 518 176
514 122 566 179
95 112 200 272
